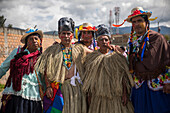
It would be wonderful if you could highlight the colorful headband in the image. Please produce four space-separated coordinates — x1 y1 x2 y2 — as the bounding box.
78 25 97 31
113 9 157 27
25 28 38 33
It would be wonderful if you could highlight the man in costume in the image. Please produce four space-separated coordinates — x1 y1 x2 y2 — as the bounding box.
82 24 134 113
75 23 98 50
128 7 170 113
113 7 170 113
35 17 87 113
0 28 43 113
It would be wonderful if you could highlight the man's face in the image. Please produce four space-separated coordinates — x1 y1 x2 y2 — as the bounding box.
59 31 73 46
131 16 147 36
81 31 93 42
27 35 41 52
97 35 110 49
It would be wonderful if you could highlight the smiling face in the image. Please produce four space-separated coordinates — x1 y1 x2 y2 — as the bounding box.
59 31 73 47
26 34 41 53
131 16 147 36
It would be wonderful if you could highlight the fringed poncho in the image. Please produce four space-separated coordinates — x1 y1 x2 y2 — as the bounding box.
83 50 134 113
35 43 86 83
35 43 87 113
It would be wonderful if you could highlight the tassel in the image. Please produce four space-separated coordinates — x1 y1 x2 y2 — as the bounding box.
112 19 126 27
141 30 150 61
93 32 97 50
75 28 78 39
149 17 158 21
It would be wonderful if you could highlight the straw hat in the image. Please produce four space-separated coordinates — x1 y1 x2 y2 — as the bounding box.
126 7 152 22
78 23 96 31
21 28 43 44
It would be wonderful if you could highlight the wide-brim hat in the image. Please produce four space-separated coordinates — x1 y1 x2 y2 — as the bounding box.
21 28 43 44
126 7 152 22
78 23 96 31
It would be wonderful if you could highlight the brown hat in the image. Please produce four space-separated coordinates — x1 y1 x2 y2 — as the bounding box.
21 28 43 44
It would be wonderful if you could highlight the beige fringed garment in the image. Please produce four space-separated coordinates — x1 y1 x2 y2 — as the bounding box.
61 79 87 113
35 43 87 113
83 50 134 113
35 43 85 82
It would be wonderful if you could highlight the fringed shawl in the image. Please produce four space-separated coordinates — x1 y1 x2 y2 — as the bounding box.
35 43 85 83
6 50 40 91
83 50 134 98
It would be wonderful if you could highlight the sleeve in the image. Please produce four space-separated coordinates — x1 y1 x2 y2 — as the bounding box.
142 33 169 69
0 48 18 78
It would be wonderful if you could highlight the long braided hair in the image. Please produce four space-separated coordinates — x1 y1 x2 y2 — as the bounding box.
129 15 150 59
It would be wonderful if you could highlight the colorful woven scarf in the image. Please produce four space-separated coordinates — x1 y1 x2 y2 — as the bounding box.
5 50 40 91
61 44 73 70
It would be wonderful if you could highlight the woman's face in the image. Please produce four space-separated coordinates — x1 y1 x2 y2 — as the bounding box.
27 34 41 52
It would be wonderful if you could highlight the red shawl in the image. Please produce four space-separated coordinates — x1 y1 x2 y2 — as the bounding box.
5 50 40 91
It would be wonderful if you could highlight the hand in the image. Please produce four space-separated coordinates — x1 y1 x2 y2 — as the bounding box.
46 87 53 98
109 45 123 53
122 78 128 106
163 83 170 94
108 44 116 50
122 93 128 106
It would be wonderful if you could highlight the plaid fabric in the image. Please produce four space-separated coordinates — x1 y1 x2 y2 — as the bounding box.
43 83 64 113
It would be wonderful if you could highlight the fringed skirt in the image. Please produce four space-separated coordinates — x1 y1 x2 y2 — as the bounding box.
131 81 170 113
0 95 42 113
88 95 134 113
61 79 87 113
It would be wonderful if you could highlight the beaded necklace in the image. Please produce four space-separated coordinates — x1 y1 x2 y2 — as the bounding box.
61 44 73 70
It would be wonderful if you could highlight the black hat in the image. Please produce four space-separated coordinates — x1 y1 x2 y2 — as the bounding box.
58 17 75 33
96 24 111 39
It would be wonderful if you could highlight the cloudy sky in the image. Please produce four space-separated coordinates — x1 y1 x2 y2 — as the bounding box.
0 0 169 31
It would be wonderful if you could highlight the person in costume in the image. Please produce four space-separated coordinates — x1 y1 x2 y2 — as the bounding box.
113 7 170 113
82 24 134 113
0 28 43 113
35 17 88 113
75 23 98 51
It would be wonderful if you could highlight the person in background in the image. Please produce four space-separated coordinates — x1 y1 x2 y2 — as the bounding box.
0 28 43 113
